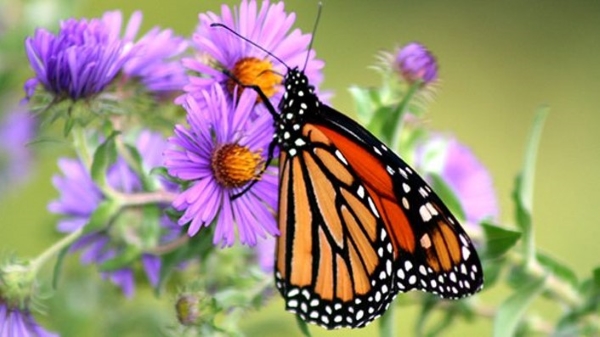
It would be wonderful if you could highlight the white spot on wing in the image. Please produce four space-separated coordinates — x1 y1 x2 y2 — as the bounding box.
357 186 365 198
402 197 410 209
462 246 471 260
426 202 438 216
368 197 380 218
373 146 382 156
419 205 433 222
402 183 411 193
335 150 348 165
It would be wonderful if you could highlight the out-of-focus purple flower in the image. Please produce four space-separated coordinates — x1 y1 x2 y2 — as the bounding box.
0 106 35 191
120 12 188 95
416 135 498 226
255 236 275 273
24 11 136 100
48 130 178 297
0 302 58 337
165 85 278 247
178 0 325 109
395 42 438 85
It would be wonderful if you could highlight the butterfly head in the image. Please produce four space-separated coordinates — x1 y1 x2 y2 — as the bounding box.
274 67 321 156
279 67 319 110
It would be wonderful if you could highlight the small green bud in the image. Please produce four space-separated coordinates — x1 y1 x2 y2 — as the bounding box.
0 261 36 308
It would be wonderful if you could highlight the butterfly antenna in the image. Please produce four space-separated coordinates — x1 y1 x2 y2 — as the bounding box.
303 2 323 71
210 23 289 68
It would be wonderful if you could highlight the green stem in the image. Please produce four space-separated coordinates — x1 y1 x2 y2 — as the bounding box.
71 124 93 169
29 227 83 274
519 108 548 267
115 135 141 176
379 303 395 337
117 189 178 207
390 81 421 152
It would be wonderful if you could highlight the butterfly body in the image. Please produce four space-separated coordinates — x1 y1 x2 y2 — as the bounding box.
268 67 483 329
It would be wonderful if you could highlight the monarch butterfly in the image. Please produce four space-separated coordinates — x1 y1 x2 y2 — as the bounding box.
213 23 483 330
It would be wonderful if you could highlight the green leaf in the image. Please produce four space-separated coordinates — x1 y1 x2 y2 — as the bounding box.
414 296 439 337
122 143 145 175
86 199 120 232
513 107 549 265
295 315 312 337
150 166 187 186
428 173 466 222
493 276 547 337
593 267 600 290
348 86 375 124
482 260 503 289
379 302 395 337
367 106 393 141
415 297 472 337
99 245 141 271
90 131 119 188
481 222 522 260
380 81 420 141
63 113 75 137
536 251 578 288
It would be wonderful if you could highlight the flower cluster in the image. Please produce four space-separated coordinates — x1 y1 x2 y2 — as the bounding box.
49 130 179 297
166 0 325 247
24 10 187 102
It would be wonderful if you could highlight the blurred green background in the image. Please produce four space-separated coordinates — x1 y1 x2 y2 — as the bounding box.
1 0 599 336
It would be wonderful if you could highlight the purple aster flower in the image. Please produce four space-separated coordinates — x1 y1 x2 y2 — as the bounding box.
48 130 178 297
24 11 137 101
165 84 279 247
119 12 189 95
416 135 498 227
0 106 36 191
0 302 58 337
178 0 325 109
395 42 438 85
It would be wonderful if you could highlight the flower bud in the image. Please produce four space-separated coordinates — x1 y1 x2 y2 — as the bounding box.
395 42 438 85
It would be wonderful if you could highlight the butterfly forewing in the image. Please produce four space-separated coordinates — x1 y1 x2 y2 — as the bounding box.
275 119 397 329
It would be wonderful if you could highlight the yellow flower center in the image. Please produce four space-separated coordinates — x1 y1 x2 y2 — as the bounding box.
211 143 263 188
226 57 282 103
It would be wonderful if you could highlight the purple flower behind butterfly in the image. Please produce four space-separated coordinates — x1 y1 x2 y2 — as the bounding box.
416 135 498 227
